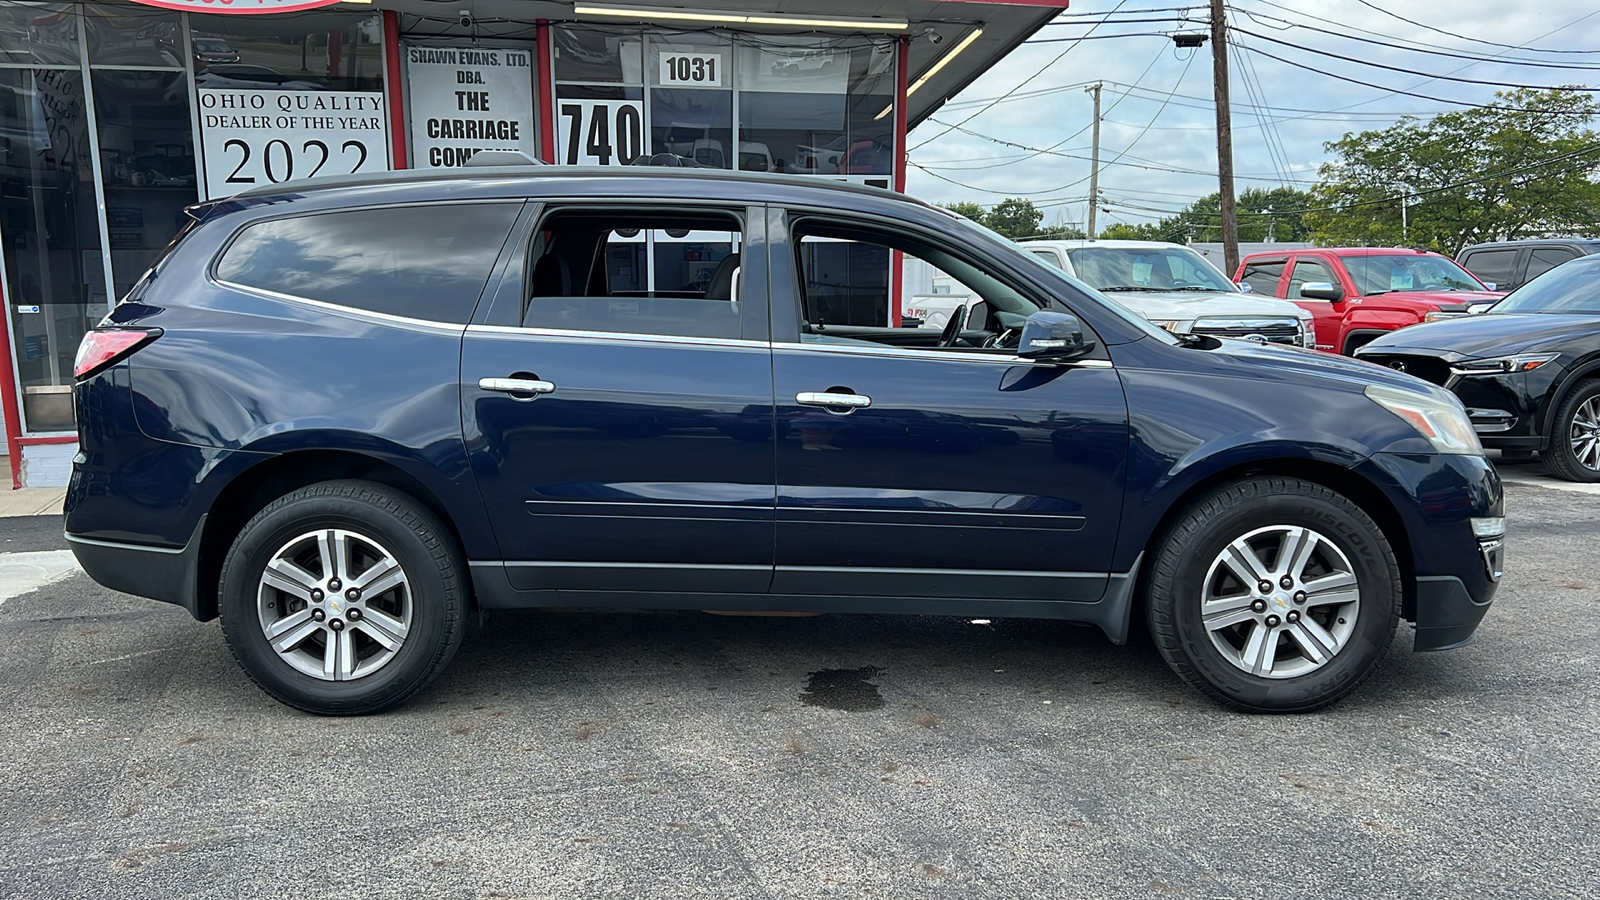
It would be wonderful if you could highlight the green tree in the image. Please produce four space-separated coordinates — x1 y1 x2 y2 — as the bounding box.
1098 222 1166 241
985 197 1045 239
941 201 989 223
1304 88 1600 253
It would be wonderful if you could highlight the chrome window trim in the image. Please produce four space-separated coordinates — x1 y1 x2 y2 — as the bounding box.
211 280 468 335
466 323 769 350
772 341 1113 368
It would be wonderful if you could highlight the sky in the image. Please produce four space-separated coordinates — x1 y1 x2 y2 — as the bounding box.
903 1 1600 232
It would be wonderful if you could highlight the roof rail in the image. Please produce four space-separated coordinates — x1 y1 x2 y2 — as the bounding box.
463 150 544 167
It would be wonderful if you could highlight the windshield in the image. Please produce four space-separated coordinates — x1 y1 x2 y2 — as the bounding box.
1063 246 1236 292
1490 257 1600 315
938 214 1181 343
1338 253 1483 295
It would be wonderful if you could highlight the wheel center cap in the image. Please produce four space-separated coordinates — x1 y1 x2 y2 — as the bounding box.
1271 593 1291 612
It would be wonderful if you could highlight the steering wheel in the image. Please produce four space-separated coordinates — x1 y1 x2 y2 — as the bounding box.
938 304 967 348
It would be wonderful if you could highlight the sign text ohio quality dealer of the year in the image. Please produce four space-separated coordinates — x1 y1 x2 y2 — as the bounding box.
406 47 536 168
197 89 390 198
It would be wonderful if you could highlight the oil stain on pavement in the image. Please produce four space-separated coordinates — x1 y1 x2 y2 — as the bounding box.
800 666 886 711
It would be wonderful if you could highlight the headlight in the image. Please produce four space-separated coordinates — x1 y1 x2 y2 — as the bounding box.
1450 353 1559 376
1301 321 1316 348
1365 384 1483 455
1422 310 1468 323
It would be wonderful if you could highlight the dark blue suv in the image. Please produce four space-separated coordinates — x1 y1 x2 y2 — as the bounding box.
66 168 1503 715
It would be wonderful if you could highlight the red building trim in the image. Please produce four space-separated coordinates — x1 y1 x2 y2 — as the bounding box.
889 35 911 327
383 9 408 169
536 19 556 163
17 435 75 446
0 277 23 489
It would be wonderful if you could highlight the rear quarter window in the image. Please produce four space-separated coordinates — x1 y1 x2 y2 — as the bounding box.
214 203 520 323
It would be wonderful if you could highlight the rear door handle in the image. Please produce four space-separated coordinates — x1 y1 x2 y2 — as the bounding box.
796 391 871 409
479 377 556 396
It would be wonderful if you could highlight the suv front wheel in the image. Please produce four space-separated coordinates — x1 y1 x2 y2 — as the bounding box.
1146 477 1401 712
219 480 467 715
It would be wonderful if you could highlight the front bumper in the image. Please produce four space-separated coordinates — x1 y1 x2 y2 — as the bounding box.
1355 452 1502 651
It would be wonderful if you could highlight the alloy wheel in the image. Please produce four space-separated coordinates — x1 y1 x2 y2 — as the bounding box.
256 529 412 681
1569 396 1600 472
1200 525 1361 679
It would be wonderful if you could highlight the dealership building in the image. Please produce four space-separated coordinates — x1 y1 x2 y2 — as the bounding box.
0 0 1063 488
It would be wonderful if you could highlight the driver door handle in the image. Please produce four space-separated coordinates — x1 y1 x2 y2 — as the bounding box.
796 391 871 409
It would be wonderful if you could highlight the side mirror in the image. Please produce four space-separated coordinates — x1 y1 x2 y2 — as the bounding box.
1018 311 1095 362
1236 281 1253 293
1480 282 1498 292
1299 281 1344 302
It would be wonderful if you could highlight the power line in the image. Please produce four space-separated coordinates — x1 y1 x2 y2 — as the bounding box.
910 0 1136 151
1234 43 1583 110
1230 31 1293 187
1350 0 1600 55
1234 6 1600 71
1232 25 1600 92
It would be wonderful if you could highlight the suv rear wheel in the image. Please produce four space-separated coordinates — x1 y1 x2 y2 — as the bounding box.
1146 477 1400 712
1541 380 1600 483
219 480 466 715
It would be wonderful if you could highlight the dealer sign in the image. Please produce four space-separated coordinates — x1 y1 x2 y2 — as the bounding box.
124 0 344 12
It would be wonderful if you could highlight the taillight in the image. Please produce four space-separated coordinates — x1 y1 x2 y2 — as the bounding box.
73 328 161 380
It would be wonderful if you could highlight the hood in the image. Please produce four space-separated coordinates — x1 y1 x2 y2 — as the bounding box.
1357 289 1503 309
1208 336 1453 398
1358 312 1600 358
1104 290 1309 322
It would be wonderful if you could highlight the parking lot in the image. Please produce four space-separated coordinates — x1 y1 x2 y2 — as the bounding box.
0 465 1595 900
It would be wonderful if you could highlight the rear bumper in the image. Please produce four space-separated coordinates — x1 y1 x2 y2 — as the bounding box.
66 514 209 620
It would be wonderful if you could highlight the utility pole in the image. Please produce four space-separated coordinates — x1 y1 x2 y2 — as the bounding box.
1209 0 1240 276
1086 82 1102 240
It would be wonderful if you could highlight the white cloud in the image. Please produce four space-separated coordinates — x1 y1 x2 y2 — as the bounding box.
906 1 1600 228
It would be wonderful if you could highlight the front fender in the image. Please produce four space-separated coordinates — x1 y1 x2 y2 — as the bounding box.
1108 349 1433 572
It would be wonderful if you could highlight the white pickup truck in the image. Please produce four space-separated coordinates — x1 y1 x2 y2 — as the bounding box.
1018 239 1317 349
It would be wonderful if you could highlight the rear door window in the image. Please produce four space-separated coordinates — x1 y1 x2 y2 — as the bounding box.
215 203 520 323
518 207 750 340
1524 248 1581 283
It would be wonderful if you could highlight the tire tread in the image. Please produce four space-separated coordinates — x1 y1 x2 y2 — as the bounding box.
1145 476 1401 713
218 479 466 715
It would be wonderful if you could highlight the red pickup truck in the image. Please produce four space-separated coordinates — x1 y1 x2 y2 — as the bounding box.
1235 248 1504 355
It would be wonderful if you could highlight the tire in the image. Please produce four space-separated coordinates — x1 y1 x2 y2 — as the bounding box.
1540 380 1600 483
219 480 467 715
1145 477 1401 713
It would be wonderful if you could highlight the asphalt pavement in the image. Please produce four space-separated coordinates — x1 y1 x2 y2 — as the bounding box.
1 471 1595 899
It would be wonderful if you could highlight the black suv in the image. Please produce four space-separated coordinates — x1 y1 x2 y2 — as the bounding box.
66 167 1503 715
1458 238 1600 293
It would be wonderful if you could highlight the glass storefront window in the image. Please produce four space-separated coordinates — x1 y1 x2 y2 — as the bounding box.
649 35 731 168
90 68 196 298
0 3 78 67
84 3 183 68
553 26 641 84
190 11 383 93
737 37 894 177
0 67 108 431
